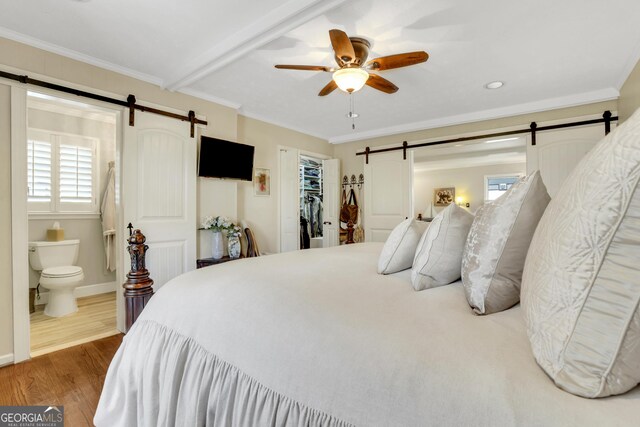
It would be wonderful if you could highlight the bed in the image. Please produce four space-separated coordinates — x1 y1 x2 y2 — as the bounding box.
95 243 640 426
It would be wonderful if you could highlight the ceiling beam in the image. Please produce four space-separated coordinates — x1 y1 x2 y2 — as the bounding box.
163 0 347 91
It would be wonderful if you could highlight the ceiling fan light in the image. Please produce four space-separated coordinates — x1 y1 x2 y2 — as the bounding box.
332 68 369 93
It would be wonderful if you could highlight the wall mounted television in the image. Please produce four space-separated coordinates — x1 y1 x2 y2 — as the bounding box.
198 136 255 181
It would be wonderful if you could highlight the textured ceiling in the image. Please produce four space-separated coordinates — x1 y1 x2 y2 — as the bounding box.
1 0 639 143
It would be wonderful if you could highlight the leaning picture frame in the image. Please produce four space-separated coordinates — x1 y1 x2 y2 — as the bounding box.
433 187 455 206
254 168 270 196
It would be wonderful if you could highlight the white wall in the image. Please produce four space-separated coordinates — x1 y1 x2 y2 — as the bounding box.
27 107 116 291
413 162 526 217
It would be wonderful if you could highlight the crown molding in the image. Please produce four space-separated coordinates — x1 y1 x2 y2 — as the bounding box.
0 26 164 86
328 87 620 144
178 87 242 110
239 107 329 141
163 0 347 91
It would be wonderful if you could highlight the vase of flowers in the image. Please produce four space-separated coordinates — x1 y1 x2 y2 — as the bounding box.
202 215 232 259
227 224 242 259
202 216 243 260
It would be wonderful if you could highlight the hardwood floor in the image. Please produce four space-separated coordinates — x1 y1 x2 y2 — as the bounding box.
0 334 123 426
31 292 118 357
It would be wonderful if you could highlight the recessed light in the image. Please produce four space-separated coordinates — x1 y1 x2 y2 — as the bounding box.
484 81 504 90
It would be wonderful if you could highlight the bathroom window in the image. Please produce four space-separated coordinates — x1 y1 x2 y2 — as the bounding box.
27 129 98 214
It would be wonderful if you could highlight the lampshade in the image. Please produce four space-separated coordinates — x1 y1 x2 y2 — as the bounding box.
332 68 369 93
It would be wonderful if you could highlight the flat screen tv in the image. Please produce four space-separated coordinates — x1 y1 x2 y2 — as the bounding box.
198 136 254 181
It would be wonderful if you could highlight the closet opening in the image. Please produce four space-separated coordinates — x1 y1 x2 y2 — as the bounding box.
299 155 323 249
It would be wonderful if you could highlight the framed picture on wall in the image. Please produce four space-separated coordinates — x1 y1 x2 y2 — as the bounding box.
433 187 455 206
254 168 270 196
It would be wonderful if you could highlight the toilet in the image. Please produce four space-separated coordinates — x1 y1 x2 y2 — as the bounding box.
28 239 84 317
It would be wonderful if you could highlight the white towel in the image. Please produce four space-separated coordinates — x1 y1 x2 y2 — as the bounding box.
101 164 116 272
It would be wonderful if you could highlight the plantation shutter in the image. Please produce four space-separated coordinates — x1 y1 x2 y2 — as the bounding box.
27 139 52 202
59 143 93 204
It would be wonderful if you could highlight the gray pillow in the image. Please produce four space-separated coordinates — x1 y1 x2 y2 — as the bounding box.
522 108 640 398
411 203 474 291
377 219 428 274
462 171 550 314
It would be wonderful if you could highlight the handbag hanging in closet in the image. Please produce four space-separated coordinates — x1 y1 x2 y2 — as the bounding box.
340 188 359 224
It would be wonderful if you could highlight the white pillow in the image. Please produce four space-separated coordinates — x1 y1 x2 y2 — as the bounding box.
462 171 550 314
522 108 640 398
411 203 474 291
377 219 428 274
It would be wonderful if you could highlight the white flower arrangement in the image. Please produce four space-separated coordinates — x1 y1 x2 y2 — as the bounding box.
201 215 242 238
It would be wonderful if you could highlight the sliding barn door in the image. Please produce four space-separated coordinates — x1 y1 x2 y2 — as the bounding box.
527 124 611 198
364 151 413 242
122 112 197 293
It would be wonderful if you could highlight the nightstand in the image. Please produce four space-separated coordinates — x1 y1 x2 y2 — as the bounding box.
196 255 244 269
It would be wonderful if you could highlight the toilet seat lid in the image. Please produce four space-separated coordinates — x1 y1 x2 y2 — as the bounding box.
42 266 83 278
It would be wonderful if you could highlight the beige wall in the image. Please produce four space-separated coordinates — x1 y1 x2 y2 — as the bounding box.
619 59 640 122
236 115 333 254
414 163 526 217
333 101 618 180
0 83 14 358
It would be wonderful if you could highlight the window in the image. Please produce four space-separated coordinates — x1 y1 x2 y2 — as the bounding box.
484 174 522 202
27 129 98 214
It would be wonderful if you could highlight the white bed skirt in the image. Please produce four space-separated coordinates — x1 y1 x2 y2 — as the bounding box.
96 320 351 427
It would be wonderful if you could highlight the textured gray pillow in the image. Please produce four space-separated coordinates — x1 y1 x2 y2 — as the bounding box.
411 203 474 291
462 171 550 314
522 109 640 398
377 219 428 274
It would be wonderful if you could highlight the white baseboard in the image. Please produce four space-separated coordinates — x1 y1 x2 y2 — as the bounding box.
35 281 117 306
0 353 14 367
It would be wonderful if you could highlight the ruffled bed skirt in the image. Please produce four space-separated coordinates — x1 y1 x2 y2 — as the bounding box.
94 320 352 427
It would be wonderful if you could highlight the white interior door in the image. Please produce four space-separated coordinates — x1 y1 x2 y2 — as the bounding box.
279 147 299 252
322 158 339 247
364 150 413 242
527 124 610 198
121 111 196 313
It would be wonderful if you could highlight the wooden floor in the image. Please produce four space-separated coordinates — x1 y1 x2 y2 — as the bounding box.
0 334 123 426
31 292 118 357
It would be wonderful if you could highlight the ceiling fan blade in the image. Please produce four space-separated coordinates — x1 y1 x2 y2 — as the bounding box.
366 74 398 94
329 29 356 64
365 51 429 71
275 64 332 72
318 80 338 96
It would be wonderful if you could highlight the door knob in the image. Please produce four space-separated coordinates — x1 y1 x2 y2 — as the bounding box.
323 221 332 225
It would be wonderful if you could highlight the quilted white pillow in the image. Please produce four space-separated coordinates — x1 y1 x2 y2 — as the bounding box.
411 203 474 291
522 109 640 398
377 219 428 274
462 171 550 314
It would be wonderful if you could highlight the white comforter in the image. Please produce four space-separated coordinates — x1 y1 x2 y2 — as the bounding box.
95 243 640 426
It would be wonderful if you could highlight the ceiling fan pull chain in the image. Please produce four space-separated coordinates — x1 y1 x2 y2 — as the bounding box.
351 93 356 130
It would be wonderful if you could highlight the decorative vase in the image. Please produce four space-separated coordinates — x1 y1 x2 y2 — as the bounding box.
227 234 241 259
212 231 224 259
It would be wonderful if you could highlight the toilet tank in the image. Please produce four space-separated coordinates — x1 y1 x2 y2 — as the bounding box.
28 239 80 271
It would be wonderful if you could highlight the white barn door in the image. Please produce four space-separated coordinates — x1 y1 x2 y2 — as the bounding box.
279 147 300 252
364 151 413 242
122 112 196 295
322 158 340 247
527 124 610 198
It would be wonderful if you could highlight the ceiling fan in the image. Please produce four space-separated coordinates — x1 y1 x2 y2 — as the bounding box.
275 29 428 96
